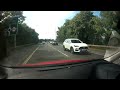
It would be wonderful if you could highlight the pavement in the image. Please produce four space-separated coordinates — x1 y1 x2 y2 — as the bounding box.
0 43 105 66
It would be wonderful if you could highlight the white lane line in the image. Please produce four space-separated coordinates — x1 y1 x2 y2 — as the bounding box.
23 45 40 64
48 44 69 57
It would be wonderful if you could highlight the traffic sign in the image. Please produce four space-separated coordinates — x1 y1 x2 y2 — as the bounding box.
10 27 17 35
12 27 16 32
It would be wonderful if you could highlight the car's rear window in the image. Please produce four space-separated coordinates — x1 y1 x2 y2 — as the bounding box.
71 40 81 43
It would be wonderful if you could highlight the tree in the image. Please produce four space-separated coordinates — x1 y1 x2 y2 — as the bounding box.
57 11 95 44
74 11 94 43
0 11 39 60
90 16 105 44
100 11 117 30
0 11 39 47
57 11 120 45
100 11 120 45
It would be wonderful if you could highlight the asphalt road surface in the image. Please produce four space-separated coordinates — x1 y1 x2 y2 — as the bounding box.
23 43 104 64
0 43 105 66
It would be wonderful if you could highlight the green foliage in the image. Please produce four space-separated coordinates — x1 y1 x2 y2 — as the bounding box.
16 23 39 45
57 11 120 45
0 11 39 47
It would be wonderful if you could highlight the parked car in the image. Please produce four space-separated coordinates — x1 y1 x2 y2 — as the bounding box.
63 38 88 54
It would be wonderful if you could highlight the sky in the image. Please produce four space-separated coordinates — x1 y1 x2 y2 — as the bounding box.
23 11 100 39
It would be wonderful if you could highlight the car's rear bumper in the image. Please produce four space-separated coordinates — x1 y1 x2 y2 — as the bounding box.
73 47 88 52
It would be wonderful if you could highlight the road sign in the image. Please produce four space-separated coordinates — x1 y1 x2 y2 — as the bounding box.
10 27 17 35
12 27 16 32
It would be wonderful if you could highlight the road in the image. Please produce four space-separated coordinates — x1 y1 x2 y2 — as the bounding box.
23 43 104 64
0 43 105 66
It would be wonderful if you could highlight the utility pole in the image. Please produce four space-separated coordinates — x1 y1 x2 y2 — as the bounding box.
13 22 18 48
14 34 16 48
10 15 19 48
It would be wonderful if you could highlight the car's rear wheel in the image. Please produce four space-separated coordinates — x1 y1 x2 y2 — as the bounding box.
63 45 66 51
79 49 82 54
70 47 74 54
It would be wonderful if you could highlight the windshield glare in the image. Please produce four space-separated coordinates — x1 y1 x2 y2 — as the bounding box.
0 11 120 67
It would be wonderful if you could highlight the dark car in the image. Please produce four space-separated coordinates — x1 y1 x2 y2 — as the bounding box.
52 41 58 45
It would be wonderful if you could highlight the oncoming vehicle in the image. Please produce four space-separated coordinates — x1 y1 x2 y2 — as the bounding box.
63 38 88 54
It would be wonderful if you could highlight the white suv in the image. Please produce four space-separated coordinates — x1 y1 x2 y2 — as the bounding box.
63 38 88 54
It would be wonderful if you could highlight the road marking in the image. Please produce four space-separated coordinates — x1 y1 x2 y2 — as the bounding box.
23 45 40 64
48 44 69 57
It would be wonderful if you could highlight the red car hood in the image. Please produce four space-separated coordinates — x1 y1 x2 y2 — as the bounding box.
22 59 89 67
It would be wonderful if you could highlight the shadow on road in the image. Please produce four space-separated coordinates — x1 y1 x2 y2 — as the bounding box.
74 52 91 55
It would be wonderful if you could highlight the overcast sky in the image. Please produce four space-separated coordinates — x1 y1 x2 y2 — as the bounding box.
23 11 100 39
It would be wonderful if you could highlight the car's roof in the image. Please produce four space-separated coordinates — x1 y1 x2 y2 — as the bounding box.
65 38 80 40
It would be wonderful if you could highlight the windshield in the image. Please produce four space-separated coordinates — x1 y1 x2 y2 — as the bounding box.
71 40 81 43
0 11 120 67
